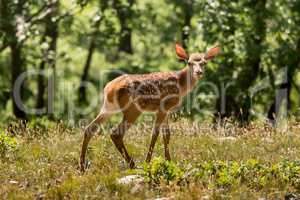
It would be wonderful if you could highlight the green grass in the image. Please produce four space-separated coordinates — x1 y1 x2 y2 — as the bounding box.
1 119 300 199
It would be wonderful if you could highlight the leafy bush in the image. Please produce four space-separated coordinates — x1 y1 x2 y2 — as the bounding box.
0 132 17 158
140 158 300 190
142 157 183 184
192 160 300 189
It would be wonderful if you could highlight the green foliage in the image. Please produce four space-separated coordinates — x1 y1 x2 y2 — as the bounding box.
1 0 300 121
142 156 183 184
1 121 300 198
0 132 17 158
185 159 300 189
141 159 300 189
139 157 300 189
137 157 299 190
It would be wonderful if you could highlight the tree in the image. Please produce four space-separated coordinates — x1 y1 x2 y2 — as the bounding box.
113 0 134 54
166 0 196 48
267 0 300 123
178 0 195 48
1 0 27 118
78 1 107 103
36 0 59 115
236 0 267 123
199 0 239 120
0 0 59 118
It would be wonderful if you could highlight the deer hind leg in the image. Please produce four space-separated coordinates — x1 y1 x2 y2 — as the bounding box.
146 111 167 163
80 111 111 172
110 105 141 169
162 118 171 161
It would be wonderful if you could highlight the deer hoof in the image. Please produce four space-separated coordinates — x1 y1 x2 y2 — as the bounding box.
129 161 136 169
79 160 90 173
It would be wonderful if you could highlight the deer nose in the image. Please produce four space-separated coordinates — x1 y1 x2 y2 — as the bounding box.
196 70 203 75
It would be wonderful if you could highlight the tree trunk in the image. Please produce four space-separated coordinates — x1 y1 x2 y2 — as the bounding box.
2 0 27 119
236 0 267 123
36 0 59 116
36 38 46 111
78 35 97 102
267 37 300 122
78 1 107 102
47 1 58 119
10 42 26 119
113 0 134 54
213 4 237 122
181 4 192 49
119 26 133 53
267 82 291 124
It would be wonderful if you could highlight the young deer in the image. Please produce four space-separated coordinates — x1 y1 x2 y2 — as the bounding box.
79 43 220 172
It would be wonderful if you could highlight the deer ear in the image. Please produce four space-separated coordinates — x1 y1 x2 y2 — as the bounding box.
205 45 221 60
175 43 188 61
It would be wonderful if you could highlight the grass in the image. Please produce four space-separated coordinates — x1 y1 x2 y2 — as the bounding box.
1 119 300 199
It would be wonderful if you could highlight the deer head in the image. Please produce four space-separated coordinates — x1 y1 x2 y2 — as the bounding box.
175 43 221 78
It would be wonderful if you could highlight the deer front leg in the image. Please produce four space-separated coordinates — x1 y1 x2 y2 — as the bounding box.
110 106 140 169
146 112 167 163
80 113 109 172
110 121 135 168
162 119 171 161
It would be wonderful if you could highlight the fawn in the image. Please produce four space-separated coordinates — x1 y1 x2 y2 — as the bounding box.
79 43 220 172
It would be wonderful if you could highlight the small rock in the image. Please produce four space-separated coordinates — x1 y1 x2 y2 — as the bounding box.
262 138 273 143
218 136 237 141
9 180 18 184
153 197 173 200
201 195 210 200
117 175 143 185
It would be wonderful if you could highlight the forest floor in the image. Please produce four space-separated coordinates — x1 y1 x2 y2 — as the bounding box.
1 119 300 199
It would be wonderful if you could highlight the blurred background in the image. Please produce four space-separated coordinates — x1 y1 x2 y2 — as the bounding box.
0 0 300 125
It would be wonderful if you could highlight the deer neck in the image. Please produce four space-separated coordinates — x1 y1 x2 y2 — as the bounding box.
177 66 198 96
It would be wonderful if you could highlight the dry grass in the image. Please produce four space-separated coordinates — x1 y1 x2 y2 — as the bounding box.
1 119 300 199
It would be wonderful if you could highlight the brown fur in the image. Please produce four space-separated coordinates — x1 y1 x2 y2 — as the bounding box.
79 44 220 172
104 70 195 113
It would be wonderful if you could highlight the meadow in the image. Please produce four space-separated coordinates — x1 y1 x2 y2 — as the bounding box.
2 0 300 199
1 118 300 199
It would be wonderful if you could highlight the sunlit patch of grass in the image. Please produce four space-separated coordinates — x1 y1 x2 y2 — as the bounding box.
1 119 300 198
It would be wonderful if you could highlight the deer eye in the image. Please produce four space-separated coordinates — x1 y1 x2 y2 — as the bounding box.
188 61 193 66
201 61 207 66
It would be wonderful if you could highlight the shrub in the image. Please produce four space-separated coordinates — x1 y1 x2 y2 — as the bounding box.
0 131 17 158
142 157 183 184
135 158 300 189
193 160 300 189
